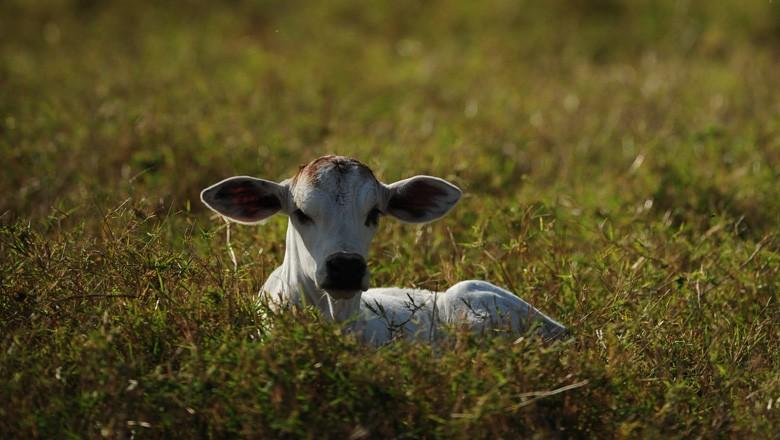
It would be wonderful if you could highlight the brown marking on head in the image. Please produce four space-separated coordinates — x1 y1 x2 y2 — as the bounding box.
293 155 377 186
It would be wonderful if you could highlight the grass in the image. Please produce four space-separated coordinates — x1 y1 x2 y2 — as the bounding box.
2 0 780 437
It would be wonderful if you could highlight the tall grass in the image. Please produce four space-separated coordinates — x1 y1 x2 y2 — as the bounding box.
2 0 779 437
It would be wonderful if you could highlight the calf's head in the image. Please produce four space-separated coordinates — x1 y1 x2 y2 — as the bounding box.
201 156 461 300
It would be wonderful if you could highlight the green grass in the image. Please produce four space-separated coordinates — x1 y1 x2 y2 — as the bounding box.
2 0 780 437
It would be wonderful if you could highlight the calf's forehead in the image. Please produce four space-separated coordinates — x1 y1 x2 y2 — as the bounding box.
290 157 383 213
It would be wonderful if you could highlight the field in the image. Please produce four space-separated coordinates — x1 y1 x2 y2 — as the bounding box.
2 0 780 437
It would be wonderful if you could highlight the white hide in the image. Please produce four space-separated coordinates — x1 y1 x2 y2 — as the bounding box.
201 156 567 344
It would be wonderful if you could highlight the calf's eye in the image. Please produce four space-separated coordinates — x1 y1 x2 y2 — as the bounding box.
365 207 381 227
294 209 313 224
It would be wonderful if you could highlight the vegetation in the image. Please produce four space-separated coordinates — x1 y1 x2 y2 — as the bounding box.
2 0 779 437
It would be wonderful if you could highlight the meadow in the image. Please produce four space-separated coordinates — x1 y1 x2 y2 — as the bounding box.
2 0 780 437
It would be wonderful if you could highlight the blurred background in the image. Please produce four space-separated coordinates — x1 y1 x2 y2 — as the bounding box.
2 0 779 228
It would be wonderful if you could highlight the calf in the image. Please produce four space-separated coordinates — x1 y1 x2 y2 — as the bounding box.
201 156 566 344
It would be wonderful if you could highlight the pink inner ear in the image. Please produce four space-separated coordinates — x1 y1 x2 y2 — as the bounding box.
388 180 450 220
204 179 282 222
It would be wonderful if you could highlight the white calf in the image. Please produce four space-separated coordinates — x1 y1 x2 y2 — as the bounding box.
201 155 566 344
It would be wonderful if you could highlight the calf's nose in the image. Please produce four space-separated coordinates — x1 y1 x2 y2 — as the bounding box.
324 252 367 291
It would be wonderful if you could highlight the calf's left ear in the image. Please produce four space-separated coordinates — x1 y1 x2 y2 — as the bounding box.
384 176 462 223
201 176 288 224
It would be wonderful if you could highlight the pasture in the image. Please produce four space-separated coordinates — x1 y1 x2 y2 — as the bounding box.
2 0 779 437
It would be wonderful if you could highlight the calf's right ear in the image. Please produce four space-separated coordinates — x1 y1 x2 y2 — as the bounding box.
200 176 288 224
384 175 462 223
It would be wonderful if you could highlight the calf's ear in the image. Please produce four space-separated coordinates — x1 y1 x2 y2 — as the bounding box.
384 176 461 223
201 176 288 224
